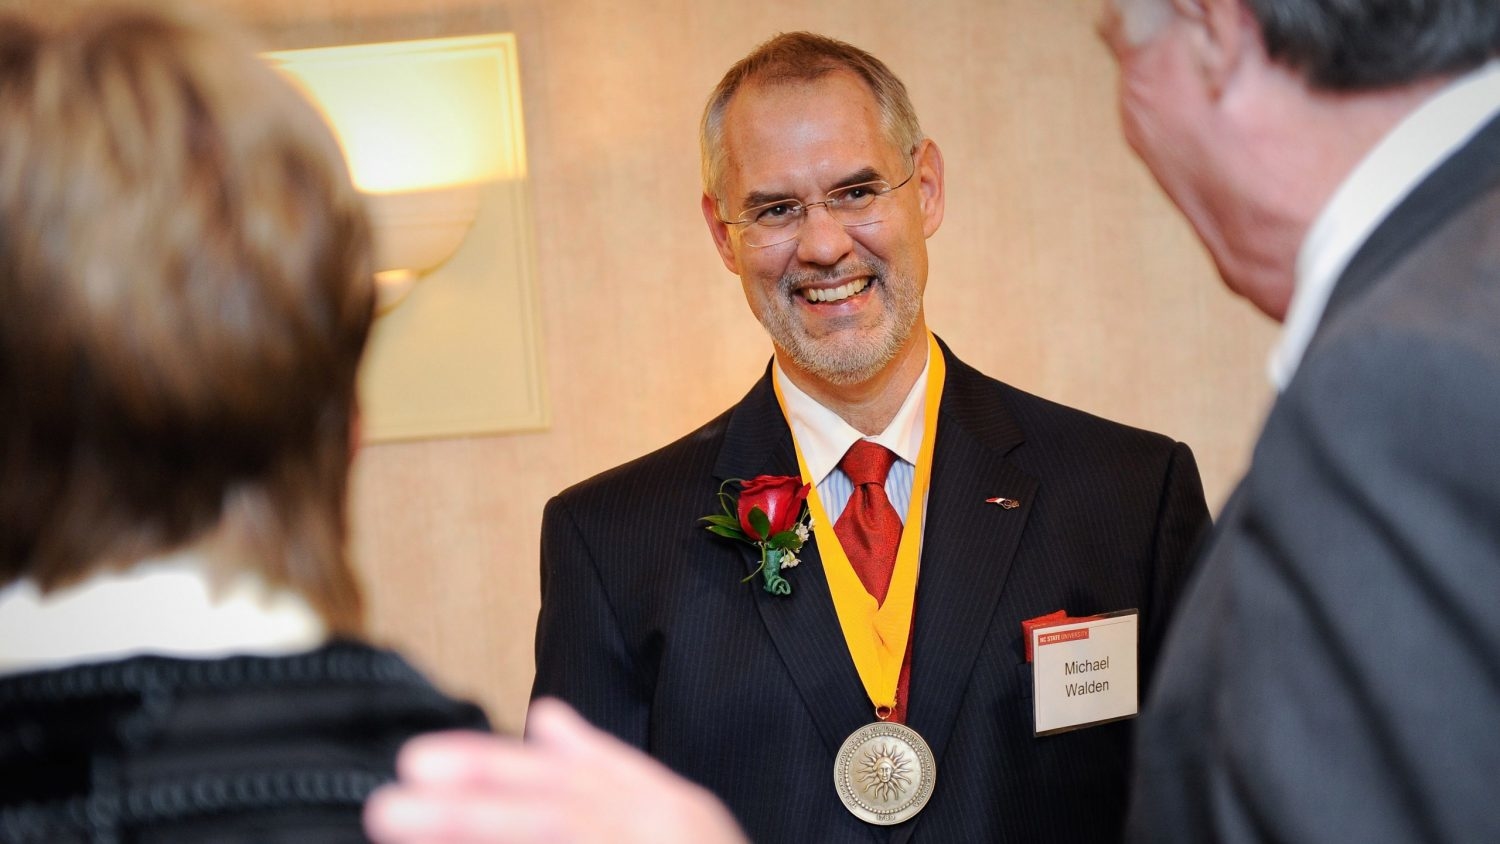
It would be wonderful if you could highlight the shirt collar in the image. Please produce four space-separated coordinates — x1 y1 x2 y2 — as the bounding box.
0 552 328 676
1271 60 1500 390
774 347 931 485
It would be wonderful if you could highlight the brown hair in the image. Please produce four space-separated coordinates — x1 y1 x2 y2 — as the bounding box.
700 31 925 197
0 4 375 633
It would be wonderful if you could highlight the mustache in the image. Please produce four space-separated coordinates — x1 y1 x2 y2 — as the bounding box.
778 259 885 294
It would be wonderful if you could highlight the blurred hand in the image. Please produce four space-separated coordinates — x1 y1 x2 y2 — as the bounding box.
364 698 749 844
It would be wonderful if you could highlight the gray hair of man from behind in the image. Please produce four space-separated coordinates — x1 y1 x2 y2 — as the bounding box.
699 32 924 200
1117 0 1500 90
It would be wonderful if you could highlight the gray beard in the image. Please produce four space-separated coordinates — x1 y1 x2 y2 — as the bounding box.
758 266 923 387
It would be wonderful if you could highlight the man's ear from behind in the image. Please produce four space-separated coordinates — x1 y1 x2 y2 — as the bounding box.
1176 0 1264 99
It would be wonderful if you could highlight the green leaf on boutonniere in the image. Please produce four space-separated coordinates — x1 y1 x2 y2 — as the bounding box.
748 506 771 542
700 514 742 531
767 530 802 551
706 524 748 541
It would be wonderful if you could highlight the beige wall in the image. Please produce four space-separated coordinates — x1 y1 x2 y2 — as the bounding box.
212 0 1271 729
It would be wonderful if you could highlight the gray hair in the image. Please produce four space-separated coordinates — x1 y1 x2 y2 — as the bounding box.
1120 0 1500 89
1245 0 1500 90
699 32 923 197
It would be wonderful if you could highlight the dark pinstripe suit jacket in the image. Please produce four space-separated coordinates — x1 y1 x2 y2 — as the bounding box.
1130 115 1500 843
534 341 1209 842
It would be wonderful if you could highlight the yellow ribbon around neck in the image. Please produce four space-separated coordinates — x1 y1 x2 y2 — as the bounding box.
772 332 945 714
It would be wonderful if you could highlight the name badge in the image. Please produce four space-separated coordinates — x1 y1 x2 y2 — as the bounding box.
1029 610 1138 736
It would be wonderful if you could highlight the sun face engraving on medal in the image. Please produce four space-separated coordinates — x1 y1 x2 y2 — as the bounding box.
858 742 913 800
834 722 936 825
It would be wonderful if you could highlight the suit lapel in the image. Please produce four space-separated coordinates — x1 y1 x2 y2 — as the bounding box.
889 344 1034 844
713 369 872 758
1321 112 1500 330
905 344 1035 763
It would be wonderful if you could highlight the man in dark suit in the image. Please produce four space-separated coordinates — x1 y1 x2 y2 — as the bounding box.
1098 1 1500 840
368 6 1500 844
526 32 1208 843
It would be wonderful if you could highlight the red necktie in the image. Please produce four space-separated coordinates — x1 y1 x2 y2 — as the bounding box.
834 440 903 604
834 440 912 722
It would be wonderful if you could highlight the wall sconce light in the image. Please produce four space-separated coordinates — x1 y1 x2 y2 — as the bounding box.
264 35 548 443
269 35 521 310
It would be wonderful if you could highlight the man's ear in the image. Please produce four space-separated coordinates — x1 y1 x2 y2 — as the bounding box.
701 192 740 274
1177 0 1258 99
913 138 945 239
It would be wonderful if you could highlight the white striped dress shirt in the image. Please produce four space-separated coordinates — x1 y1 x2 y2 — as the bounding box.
773 348 930 526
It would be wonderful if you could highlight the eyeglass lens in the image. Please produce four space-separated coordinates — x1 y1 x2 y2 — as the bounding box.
742 187 891 247
734 153 918 248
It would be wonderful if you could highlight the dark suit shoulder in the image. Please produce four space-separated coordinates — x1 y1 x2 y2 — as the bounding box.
1013 382 1179 452
945 352 1186 467
1322 181 1500 353
553 406 734 507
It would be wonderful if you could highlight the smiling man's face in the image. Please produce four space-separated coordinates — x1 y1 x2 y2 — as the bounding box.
703 70 942 388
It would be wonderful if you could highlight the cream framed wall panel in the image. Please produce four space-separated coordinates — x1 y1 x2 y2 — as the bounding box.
359 176 550 442
350 34 548 443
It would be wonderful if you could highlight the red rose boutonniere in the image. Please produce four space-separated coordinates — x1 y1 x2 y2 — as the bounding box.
700 475 813 596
